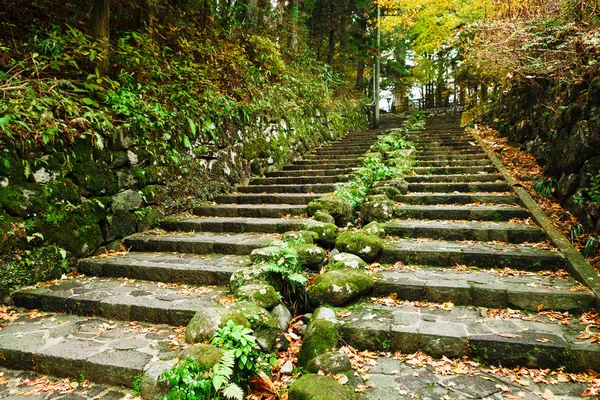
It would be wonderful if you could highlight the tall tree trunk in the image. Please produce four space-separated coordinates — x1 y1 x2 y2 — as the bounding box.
91 0 110 74
288 0 299 52
326 1 336 69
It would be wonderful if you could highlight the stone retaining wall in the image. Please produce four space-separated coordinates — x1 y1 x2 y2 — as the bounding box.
481 77 600 232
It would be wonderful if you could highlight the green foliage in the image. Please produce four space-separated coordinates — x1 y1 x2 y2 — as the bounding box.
160 352 243 400
131 374 143 397
584 236 599 258
533 177 557 197
211 320 263 378
0 245 70 299
257 240 309 293
584 173 600 204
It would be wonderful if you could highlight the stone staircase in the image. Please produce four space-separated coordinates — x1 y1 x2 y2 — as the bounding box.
0 122 386 388
1 114 598 398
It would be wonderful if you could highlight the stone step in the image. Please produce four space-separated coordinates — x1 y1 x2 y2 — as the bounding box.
293 159 359 165
414 154 488 161
284 163 355 170
160 216 322 234
337 302 600 370
414 160 492 167
79 252 246 285
416 149 484 156
303 154 362 160
0 311 183 387
315 149 367 155
11 277 219 326
395 193 519 205
405 174 505 183
373 267 595 313
236 183 334 194
265 168 353 177
410 139 475 145
408 182 511 193
412 166 498 175
394 205 529 220
381 240 564 270
250 175 349 185
194 204 306 217
124 231 276 255
215 193 321 205
384 220 546 243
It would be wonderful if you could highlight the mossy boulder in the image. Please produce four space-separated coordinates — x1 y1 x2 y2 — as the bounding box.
362 221 386 238
368 185 402 199
308 270 374 307
179 343 225 370
229 264 284 292
139 360 176 400
71 161 119 196
297 319 339 367
307 223 339 248
307 195 352 226
312 211 335 224
235 283 280 310
327 252 367 271
288 374 357 400
360 194 394 222
249 245 286 264
111 189 145 212
374 179 409 195
101 211 137 242
230 301 280 352
305 351 352 374
334 231 383 262
186 306 250 344
282 230 318 245
295 244 326 269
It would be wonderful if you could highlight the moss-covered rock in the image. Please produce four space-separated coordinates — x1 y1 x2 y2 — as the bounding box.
295 244 326 269
305 351 352 374
101 211 137 242
235 283 280 310
288 375 357 400
307 195 352 226
230 301 280 351
71 161 119 197
312 211 335 224
297 319 339 367
360 194 394 222
249 245 285 264
179 343 225 370
362 221 386 238
334 231 383 262
282 230 318 245
374 179 409 195
111 189 145 212
327 252 367 271
308 270 374 307
186 306 250 344
307 223 339 248
368 185 402 199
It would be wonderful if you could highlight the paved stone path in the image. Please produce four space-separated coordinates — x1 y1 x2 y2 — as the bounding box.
1 114 598 399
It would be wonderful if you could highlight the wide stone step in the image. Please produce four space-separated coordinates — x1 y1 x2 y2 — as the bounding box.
11 277 219 326
411 139 475 146
284 163 355 170
408 182 511 193
395 193 519 205
414 160 492 167
215 193 321 205
236 183 334 194
416 149 484 156
394 205 528 220
316 149 367 155
405 174 505 183
0 312 183 387
373 267 595 313
381 240 565 270
266 168 352 177
194 204 306 217
293 159 359 165
414 154 488 161
250 175 349 185
303 154 362 160
412 166 498 175
337 303 599 370
79 252 246 284
384 220 546 243
160 216 322 234
124 231 276 255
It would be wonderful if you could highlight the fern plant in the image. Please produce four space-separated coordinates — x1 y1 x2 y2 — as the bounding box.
211 321 263 381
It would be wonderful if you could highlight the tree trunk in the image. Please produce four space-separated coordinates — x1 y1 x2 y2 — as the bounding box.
91 0 110 74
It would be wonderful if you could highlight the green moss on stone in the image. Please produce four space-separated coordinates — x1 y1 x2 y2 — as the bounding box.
288 374 357 400
335 231 383 262
307 223 338 248
297 319 339 367
307 195 352 226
